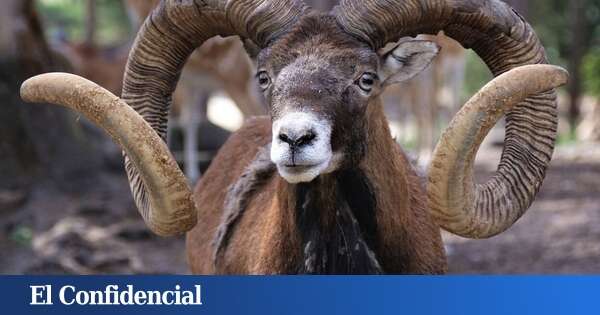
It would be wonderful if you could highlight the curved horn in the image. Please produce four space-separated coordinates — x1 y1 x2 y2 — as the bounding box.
118 0 306 234
334 0 564 238
21 73 196 236
429 65 567 237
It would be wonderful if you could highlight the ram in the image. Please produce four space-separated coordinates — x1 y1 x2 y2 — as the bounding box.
21 0 567 274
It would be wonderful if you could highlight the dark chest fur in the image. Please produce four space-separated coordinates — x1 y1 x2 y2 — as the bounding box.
295 170 382 274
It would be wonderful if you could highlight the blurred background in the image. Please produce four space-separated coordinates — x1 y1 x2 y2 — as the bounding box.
0 0 599 274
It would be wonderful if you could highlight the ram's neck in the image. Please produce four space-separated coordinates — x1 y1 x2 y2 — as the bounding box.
277 168 382 274
360 98 414 218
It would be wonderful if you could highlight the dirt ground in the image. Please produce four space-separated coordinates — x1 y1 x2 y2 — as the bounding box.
1 143 599 275
445 143 600 274
0 174 189 274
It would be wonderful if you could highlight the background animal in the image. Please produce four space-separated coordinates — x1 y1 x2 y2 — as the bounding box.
127 0 265 182
53 0 265 182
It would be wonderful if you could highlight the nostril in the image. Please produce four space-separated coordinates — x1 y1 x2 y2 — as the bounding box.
295 132 316 147
279 133 292 145
278 131 316 148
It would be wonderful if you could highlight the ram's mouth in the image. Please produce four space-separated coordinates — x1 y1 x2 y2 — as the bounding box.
283 164 318 172
276 159 331 184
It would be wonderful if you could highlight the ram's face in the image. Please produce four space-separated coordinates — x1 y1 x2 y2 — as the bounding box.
256 15 439 184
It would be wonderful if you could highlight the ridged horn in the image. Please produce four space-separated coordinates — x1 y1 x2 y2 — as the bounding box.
21 73 196 236
334 0 564 238
429 65 567 237
119 0 307 234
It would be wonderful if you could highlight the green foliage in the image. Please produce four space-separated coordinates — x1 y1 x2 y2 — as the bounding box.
462 0 600 102
583 50 600 97
37 0 132 45
462 51 493 103
529 0 600 97
556 128 578 146
10 225 33 246
529 0 569 65
398 137 417 151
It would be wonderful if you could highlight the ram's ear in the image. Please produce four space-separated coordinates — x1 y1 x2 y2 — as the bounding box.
380 39 440 87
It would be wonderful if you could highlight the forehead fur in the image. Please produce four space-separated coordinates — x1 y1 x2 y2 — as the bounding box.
259 14 376 74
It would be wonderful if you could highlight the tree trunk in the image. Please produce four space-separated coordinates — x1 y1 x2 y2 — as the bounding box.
567 0 586 133
84 0 98 46
0 0 103 191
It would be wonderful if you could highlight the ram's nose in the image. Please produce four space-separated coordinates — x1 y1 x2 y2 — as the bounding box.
278 130 316 149
273 112 326 150
270 112 334 183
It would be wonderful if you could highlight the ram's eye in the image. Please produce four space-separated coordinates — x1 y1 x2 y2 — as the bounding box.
357 73 377 93
257 71 271 90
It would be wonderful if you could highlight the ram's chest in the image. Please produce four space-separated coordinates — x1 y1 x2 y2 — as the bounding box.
294 170 382 274
211 152 383 274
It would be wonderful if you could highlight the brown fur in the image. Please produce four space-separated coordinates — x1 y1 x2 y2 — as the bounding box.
186 14 447 274
187 108 446 274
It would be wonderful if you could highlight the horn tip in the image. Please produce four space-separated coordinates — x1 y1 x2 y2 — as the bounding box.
20 72 74 103
553 66 570 87
149 215 198 237
20 75 41 103
540 65 569 89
